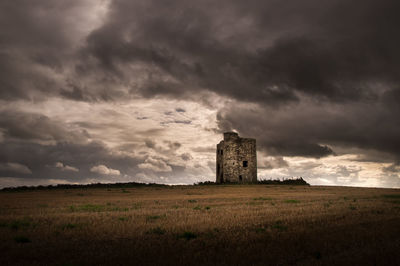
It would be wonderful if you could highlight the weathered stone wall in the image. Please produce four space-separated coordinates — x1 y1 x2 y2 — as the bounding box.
216 132 257 183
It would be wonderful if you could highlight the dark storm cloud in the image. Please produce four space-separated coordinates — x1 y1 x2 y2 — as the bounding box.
2 0 400 104
0 1 96 101
0 110 89 144
216 99 400 160
77 0 400 104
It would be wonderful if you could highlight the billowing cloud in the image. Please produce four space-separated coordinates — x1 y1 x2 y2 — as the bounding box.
90 164 120 175
0 162 32 174
54 162 79 172
138 157 172 172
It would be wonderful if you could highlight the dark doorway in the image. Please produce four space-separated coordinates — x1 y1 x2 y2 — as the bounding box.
239 175 242 181
243 161 248 167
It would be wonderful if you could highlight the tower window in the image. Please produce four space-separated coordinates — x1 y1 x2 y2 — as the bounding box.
243 161 248 167
221 150 223 155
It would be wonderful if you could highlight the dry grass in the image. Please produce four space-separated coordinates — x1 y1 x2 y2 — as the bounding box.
0 184 399 265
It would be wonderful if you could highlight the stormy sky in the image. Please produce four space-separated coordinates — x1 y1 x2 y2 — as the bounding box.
1 0 400 188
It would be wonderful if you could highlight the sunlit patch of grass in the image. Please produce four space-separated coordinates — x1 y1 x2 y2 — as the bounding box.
146 227 166 235
69 204 105 212
271 220 288 232
132 203 142 209
255 227 266 233
146 215 165 222
284 199 300 204
382 194 400 204
61 223 78 230
324 200 333 208
9 217 33 230
109 207 129 212
246 201 262 206
253 197 273 201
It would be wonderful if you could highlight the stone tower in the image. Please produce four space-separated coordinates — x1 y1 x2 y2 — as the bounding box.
216 132 257 183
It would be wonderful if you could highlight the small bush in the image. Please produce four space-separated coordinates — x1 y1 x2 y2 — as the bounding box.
9 217 32 230
14 236 31 243
188 199 197 203
179 231 197 240
255 227 266 233
146 215 163 222
382 194 400 199
193 206 202 210
205 206 211 210
313 251 322 260
61 223 77 230
118 217 128 221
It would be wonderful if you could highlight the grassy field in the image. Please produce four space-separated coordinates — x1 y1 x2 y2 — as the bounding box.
0 184 399 265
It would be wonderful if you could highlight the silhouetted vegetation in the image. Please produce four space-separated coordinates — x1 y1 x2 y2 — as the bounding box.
1 178 309 192
1 182 169 192
196 177 310 186
257 177 310 186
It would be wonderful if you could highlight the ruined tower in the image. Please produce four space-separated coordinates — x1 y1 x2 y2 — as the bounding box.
216 132 257 183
